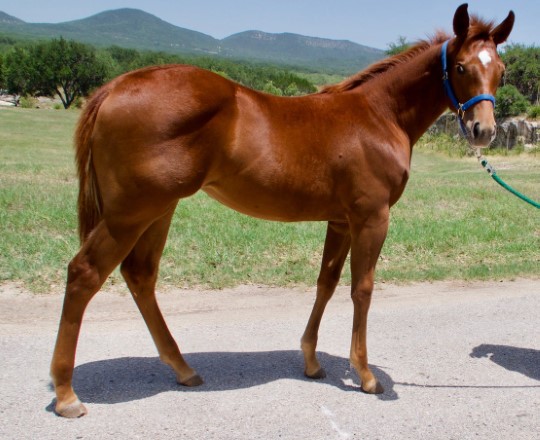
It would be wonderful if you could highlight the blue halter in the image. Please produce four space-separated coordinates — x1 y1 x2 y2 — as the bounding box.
441 40 496 135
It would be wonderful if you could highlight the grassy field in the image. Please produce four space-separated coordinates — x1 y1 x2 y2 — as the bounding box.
1 107 539 293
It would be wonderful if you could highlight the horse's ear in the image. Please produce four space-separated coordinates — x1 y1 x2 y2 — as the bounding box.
453 3 470 39
491 11 515 45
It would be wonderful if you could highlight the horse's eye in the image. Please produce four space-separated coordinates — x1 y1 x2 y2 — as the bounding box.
457 64 466 74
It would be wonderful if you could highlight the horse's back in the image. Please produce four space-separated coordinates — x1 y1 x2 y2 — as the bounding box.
95 65 238 140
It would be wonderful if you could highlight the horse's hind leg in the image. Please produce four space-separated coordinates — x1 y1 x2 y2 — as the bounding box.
120 205 203 387
50 220 144 418
301 221 351 378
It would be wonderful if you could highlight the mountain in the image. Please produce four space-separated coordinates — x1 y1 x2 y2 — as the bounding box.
0 8 384 73
0 11 24 24
223 31 383 72
56 9 220 54
0 9 221 54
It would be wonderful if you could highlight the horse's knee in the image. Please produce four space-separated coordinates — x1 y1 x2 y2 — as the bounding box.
351 285 373 305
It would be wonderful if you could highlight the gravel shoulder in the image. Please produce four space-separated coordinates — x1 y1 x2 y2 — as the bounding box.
1 279 539 439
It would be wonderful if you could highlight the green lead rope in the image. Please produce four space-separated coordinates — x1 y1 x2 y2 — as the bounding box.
476 152 540 209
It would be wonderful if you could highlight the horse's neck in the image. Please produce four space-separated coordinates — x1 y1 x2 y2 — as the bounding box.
369 45 448 146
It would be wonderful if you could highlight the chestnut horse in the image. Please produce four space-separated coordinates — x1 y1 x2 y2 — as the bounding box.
51 4 514 417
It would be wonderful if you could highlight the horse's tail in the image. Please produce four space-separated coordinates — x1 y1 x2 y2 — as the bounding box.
74 85 110 244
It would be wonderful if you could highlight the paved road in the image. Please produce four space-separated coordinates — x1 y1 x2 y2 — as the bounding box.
1 280 539 439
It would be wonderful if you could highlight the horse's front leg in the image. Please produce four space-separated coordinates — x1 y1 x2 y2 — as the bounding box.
301 221 351 378
348 207 389 394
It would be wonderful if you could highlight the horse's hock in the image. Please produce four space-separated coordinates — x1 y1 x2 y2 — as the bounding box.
431 113 539 149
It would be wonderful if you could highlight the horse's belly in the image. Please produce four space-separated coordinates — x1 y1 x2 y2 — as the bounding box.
202 183 342 223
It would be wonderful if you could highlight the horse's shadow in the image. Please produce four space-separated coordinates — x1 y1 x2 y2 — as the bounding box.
49 345 539 410
470 344 540 381
64 351 398 405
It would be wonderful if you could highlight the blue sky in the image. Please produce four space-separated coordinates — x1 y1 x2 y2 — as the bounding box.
0 1 537 49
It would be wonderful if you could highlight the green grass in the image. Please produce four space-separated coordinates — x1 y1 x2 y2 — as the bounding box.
1 108 538 293
380 149 539 281
0 108 79 290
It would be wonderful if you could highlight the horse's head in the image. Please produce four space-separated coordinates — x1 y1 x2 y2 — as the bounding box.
445 4 514 147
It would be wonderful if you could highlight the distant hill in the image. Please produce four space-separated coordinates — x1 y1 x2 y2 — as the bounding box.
223 31 383 73
0 11 24 24
0 8 384 74
0 9 220 54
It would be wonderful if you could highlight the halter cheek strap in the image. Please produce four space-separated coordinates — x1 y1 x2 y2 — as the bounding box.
441 40 496 133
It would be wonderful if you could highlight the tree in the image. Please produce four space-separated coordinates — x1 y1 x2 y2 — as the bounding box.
0 53 5 90
501 44 540 105
386 36 410 56
5 46 34 96
5 38 109 108
38 38 109 108
285 83 299 96
262 80 283 96
495 84 530 117
106 45 141 73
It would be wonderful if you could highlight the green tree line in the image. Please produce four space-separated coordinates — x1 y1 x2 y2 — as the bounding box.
1 36 538 116
0 38 317 108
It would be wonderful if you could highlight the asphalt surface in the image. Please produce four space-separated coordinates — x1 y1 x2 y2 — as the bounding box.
0 279 539 439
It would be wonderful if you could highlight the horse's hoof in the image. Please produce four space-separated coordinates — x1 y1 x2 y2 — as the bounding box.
179 373 204 387
305 367 327 379
361 379 384 394
55 399 88 418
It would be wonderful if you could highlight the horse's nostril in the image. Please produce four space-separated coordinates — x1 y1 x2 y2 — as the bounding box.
473 122 481 139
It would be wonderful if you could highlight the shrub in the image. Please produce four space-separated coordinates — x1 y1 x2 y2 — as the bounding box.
19 96 37 108
72 97 84 109
495 85 530 117
527 105 540 119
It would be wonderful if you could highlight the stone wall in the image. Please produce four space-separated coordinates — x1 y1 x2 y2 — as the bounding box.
0 94 17 106
429 113 539 149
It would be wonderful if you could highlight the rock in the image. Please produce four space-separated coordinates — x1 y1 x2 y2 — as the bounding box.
0 94 17 106
429 113 539 148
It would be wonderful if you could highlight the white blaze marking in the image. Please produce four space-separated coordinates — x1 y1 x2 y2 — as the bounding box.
478 50 492 67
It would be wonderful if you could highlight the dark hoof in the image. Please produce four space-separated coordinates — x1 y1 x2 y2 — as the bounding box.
179 374 204 387
305 368 327 379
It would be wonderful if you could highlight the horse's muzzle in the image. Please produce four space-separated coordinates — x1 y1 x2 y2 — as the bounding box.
470 120 497 147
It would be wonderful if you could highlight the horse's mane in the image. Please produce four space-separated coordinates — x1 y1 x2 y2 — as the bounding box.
319 15 496 94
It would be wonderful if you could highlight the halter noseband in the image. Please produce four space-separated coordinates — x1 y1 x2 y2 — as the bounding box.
441 40 496 134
